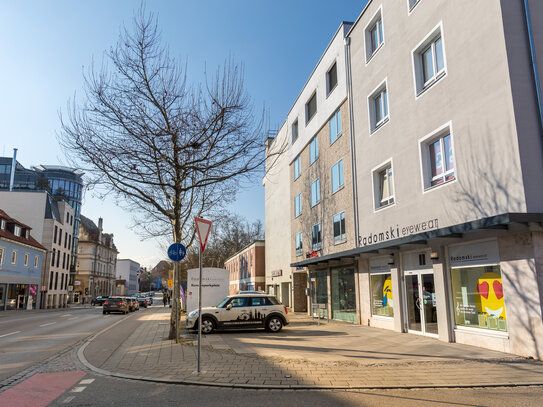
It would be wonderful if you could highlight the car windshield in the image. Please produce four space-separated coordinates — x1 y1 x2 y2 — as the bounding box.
216 297 231 308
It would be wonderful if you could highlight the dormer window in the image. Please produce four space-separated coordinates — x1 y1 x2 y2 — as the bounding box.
0 219 5 230
25 229 29 239
14 225 21 237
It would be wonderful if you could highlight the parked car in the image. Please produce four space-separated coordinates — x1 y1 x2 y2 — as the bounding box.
91 296 109 306
185 293 289 334
103 297 129 315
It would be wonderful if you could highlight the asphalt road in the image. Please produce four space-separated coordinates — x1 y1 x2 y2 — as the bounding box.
0 306 133 382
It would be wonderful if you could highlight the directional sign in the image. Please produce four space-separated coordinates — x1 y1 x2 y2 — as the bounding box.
167 279 173 288
194 217 212 252
167 243 186 262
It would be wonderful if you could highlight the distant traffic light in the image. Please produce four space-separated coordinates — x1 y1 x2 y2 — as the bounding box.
147 271 151 277
84 288 88 295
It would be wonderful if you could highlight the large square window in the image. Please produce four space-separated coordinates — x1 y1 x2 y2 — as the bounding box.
329 108 342 145
310 178 320 207
312 223 322 251
333 211 346 244
295 232 303 256
309 135 319 165
306 92 317 124
413 24 446 95
294 193 302 218
368 80 389 133
293 155 301 180
331 159 344 194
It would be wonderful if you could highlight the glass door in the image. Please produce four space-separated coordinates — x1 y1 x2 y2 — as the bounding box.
405 271 438 336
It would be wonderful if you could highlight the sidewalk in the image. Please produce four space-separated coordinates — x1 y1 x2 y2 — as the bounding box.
80 307 543 389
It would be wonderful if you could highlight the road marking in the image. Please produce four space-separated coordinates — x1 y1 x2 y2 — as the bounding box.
61 314 72 317
70 386 86 393
39 322 57 327
0 330 21 338
62 396 75 404
68 317 78 320
79 379 94 384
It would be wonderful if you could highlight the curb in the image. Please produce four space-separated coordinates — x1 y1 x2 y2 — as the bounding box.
77 315 543 390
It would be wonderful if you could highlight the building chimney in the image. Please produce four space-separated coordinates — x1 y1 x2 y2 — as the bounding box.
98 217 103 242
9 148 17 191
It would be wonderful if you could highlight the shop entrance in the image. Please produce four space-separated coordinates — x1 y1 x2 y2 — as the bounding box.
403 252 438 337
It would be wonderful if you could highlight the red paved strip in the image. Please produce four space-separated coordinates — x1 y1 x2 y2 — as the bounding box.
0 371 87 407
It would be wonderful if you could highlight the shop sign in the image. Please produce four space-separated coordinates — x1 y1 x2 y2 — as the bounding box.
271 270 282 277
449 240 499 268
74 280 81 286
360 218 440 246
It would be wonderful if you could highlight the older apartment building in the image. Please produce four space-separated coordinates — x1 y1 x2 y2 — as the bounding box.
268 0 543 359
225 240 265 295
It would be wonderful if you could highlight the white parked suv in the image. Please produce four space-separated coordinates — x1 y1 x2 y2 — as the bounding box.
185 293 289 334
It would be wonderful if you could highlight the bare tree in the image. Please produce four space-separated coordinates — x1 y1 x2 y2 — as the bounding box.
59 8 271 339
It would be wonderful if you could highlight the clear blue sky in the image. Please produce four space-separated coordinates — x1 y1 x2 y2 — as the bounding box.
0 1 366 267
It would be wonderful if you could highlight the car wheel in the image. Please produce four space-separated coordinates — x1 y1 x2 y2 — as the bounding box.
103 311 106 315
201 318 215 334
266 316 283 332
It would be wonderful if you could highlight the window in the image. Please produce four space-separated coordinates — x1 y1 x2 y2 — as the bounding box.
292 119 299 143
64 232 68 248
408 0 421 12
368 80 389 132
0 220 5 230
229 297 250 307
34 255 39 268
309 135 319 164
310 178 320 207
294 193 302 218
295 232 303 256
24 253 29 267
306 92 317 124
11 250 17 264
312 223 322 251
326 62 338 95
365 6 384 62
373 161 395 209
333 212 346 244
51 249 56 267
54 225 58 244
419 123 456 190
14 225 21 236
66 212 70 223
0 247 4 266
58 230 62 246
293 155 301 180
331 159 344 194
54 272 58 290
329 108 341 144
413 24 446 95
49 271 54 290
371 273 394 317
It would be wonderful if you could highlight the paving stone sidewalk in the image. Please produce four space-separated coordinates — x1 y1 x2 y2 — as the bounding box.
81 307 543 389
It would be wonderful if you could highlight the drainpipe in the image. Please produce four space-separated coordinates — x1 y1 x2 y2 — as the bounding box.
344 36 360 247
523 0 543 136
9 148 17 191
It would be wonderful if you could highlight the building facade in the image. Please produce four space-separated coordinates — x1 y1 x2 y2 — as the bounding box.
0 191 75 308
0 210 46 310
266 0 543 359
225 240 265 295
116 259 140 296
74 215 118 302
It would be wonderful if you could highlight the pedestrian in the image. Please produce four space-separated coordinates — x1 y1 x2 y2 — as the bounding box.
163 293 168 307
82 297 86 305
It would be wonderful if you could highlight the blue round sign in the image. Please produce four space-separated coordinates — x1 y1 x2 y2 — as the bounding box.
168 243 186 261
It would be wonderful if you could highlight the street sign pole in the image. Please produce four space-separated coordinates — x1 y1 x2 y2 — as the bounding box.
197 246 202 373
174 259 179 343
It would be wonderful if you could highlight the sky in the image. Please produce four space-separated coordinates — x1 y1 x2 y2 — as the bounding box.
0 1 366 268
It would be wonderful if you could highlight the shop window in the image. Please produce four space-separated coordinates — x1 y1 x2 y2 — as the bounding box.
310 270 328 319
309 135 319 164
331 267 356 322
329 108 341 145
371 273 394 317
451 265 507 332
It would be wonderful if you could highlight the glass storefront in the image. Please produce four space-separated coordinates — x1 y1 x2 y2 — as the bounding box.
310 270 328 318
331 267 356 322
371 273 394 317
451 265 507 332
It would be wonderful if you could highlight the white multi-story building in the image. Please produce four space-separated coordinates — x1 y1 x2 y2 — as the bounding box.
116 259 140 296
267 0 543 359
0 191 74 308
